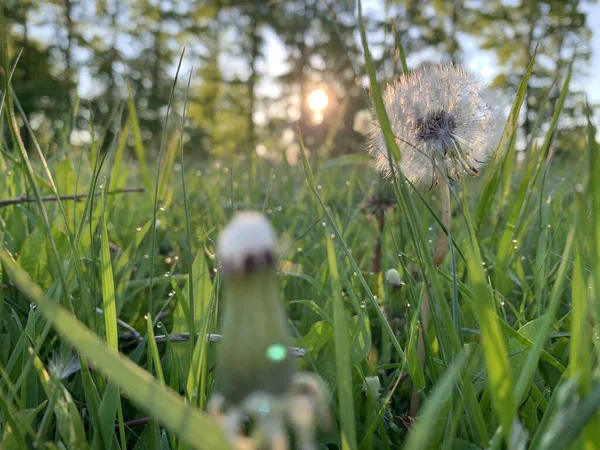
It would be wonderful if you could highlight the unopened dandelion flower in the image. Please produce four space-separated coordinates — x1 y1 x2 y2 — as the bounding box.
368 63 503 186
385 268 403 288
215 212 295 405
217 211 277 276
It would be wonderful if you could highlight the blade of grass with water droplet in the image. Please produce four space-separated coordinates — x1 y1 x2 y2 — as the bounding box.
0 250 229 450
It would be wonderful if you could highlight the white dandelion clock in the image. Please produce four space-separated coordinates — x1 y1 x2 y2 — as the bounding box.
368 63 503 187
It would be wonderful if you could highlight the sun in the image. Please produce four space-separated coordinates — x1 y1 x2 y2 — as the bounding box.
307 89 329 112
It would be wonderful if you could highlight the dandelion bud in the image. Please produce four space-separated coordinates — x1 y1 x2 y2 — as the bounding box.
217 211 277 277
385 269 405 329
368 63 503 187
385 268 403 288
215 212 296 406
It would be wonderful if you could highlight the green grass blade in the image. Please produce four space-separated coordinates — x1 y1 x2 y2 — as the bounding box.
100 209 118 350
475 46 538 228
326 233 357 450
513 220 576 405
0 250 229 450
463 199 515 442
30 349 89 449
148 49 185 320
404 352 467 450
356 0 400 163
585 102 600 328
126 81 153 195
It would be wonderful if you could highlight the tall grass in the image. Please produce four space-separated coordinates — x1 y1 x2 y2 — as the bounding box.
1 9 600 450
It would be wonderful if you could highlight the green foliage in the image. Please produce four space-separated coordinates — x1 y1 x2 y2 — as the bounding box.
1 2 600 449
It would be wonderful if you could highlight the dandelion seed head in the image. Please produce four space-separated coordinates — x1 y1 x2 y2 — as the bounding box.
367 63 503 186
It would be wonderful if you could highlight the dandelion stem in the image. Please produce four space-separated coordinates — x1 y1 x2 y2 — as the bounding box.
410 180 452 418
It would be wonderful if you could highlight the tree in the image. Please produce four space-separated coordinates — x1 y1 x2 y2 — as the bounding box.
1 0 75 147
465 0 596 150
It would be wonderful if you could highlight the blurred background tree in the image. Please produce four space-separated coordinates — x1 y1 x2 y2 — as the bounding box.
465 0 596 155
1 0 598 159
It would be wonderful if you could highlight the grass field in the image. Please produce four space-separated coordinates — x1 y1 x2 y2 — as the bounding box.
2 16 600 450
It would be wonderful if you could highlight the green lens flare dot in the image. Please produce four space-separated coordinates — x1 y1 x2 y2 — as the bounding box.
266 344 287 362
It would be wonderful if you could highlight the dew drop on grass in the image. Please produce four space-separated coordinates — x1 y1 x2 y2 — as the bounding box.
144 313 150 320
297 247 303 252
168 291 175 298
159 206 166 211
164 272 170 277
157 322 163 328
373 295 378 300
266 208 273 214
136 227 142 232
276 206 282 212
317 184 322 190
360 301 366 308
428 239 433 244
330 233 335 239
143 254 149 259
321 221 327 227
595 333 600 341
345 180 351 186
29 303 36 309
